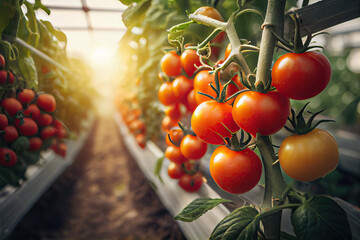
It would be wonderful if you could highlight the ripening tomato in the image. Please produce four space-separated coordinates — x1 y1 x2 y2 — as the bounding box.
165 146 187 164
37 113 53 127
178 172 203 192
180 49 201 77
161 51 182 77
0 70 14 84
36 93 56 112
191 100 240 145
24 104 41 121
180 135 207 160
29 137 43 151
161 116 179 133
17 89 35 104
225 43 231 59
40 126 57 140
279 128 339 182
210 146 262 194
3 125 19 142
166 128 184 146
172 75 193 102
167 162 186 179
271 51 331 100
232 91 290 136
14 118 38 136
164 104 182 120
158 82 177 106
0 114 8 130
0 147 17 167
2 98 23 117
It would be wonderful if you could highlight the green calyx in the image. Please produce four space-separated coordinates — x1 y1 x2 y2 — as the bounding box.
285 102 335 135
224 129 254 152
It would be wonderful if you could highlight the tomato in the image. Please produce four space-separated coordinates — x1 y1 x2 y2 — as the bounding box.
57 127 67 139
14 118 38 136
180 135 207 160
41 65 50 74
271 51 331 100
158 82 178 106
232 91 290 136
165 146 187 164
37 113 53 127
52 142 67 157
17 89 35 104
24 104 41 121
135 133 146 149
164 104 182 120
167 162 185 179
52 119 63 129
2 98 23 117
180 49 201 77
0 54 5 68
0 148 17 167
0 113 8 130
36 93 56 112
29 137 43 151
225 43 231 59
166 128 184 146
279 128 339 182
161 51 182 77
172 76 193 103
210 146 262 194
194 6 224 21
40 126 57 140
194 70 220 105
0 70 14 84
185 89 198 113
161 116 178 133
191 100 239 145
3 125 19 142
178 172 203 192
129 119 146 134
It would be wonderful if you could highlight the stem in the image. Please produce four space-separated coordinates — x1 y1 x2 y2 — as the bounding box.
255 0 286 86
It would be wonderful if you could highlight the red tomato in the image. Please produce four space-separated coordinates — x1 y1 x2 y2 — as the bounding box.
180 135 207 160
161 116 178 133
36 93 56 112
52 119 63 129
52 142 67 157
129 119 146 134
40 126 57 140
180 49 201 77
191 100 239 145
232 91 290 136
0 148 17 167
17 89 35 104
1 98 23 117
57 127 67 139
37 113 53 127
167 162 186 179
158 82 178 106
3 125 19 142
178 172 203 192
165 146 187 164
166 128 184 146
0 55 5 68
0 70 14 84
272 51 331 100
135 133 146 149
14 118 38 136
24 104 41 121
161 51 182 77
172 75 193 102
210 146 262 194
29 137 43 151
0 113 8 130
164 104 182 120
194 70 220 105
185 89 198 113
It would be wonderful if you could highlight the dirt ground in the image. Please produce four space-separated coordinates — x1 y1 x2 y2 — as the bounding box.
8 116 185 240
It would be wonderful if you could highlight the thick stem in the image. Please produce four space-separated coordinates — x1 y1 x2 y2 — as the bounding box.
255 0 286 85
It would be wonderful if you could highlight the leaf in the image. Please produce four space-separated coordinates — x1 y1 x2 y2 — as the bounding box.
280 232 297 240
175 198 233 222
0 168 20 187
0 0 17 34
291 196 351 240
121 0 151 29
118 0 143 5
41 20 67 44
33 0 51 15
17 51 38 87
154 155 164 183
210 206 259 240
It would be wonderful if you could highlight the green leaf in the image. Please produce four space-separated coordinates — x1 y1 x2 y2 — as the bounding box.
0 168 20 187
17 51 38 87
33 0 51 15
154 155 164 183
210 206 259 240
291 196 351 240
122 0 151 29
280 232 297 240
175 198 233 222
41 20 67 44
118 0 143 5
0 0 17 35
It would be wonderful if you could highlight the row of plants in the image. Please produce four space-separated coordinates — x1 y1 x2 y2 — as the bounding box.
0 1 96 190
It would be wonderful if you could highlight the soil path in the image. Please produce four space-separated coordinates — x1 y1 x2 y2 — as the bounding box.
9 116 185 240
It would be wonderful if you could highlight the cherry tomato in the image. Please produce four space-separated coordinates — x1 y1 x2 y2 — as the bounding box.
37 113 53 127
135 133 146 149
193 70 220 105
51 142 67 157
14 118 38 136
24 104 41 121
191 100 239 145
180 135 207 160
0 54 5 68
0 148 17 167
57 127 67 139
167 162 185 179
232 91 290 136
271 51 331 100
158 82 177 106
225 43 231 59
36 93 56 112
29 137 43 151
279 128 339 182
185 89 198 113
1 98 23 117
161 116 178 133
172 75 193 102
210 146 262 194
161 51 182 77
40 126 57 140
0 113 8 130
17 89 35 104
3 125 19 142
164 104 182 120
166 128 184 146
180 49 201 77
165 146 187 164
0 70 14 84
129 119 146 134
52 119 63 129
178 172 203 192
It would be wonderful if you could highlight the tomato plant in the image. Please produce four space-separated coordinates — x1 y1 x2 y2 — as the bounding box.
180 135 207 160
36 93 56 112
0 147 17 167
161 51 182 77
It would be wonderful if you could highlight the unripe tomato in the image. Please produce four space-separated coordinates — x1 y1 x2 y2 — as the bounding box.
161 51 182 77
167 162 185 179
0 147 17 167
2 98 23 117
158 82 177 106
3 125 19 142
36 93 56 112
165 146 187 164
279 129 339 182
180 135 207 160
210 146 262 194
0 70 14 84
178 172 203 192
14 118 38 136
180 49 201 77
29 137 43 151
17 89 36 104
24 104 41 121
0 113 8 130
